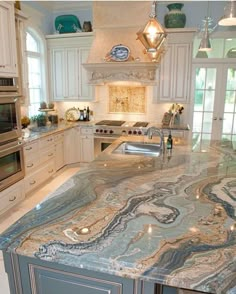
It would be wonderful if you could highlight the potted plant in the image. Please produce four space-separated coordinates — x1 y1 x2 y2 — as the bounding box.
30 113 47 127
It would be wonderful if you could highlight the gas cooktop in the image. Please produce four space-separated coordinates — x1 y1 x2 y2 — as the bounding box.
95 120 125 126
95 120 149 128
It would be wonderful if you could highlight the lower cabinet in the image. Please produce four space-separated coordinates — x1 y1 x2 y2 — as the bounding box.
23 135 56 194
54 132 65 171
64 127 80 165
4 253 181 294
0 180 25 215
80 126 94 163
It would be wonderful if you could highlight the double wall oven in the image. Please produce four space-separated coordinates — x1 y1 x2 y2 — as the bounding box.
0 77 24 192
94 120 149 158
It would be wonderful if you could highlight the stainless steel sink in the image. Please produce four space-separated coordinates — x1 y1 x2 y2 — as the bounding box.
112 141 162 157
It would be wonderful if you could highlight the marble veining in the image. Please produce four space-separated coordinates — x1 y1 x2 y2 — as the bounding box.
0 137 236 294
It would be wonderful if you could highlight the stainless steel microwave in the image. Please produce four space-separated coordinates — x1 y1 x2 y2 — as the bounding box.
0 95 22 144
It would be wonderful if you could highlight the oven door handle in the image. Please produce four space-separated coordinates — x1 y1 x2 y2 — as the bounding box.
0 141 22 154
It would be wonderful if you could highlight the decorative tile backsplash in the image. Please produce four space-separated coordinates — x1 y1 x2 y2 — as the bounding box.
108 85 146 114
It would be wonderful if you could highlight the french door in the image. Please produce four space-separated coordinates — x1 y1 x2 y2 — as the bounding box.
191 63 236 150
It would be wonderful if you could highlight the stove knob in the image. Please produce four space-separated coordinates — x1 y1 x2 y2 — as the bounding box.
128 130 132 135
100 129 103 133
138 131 142 135
96 129 99 133
133 130 137 135
109 130 114 134
104 130 107 134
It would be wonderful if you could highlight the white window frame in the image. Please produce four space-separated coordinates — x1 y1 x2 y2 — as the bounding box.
26 27 48 117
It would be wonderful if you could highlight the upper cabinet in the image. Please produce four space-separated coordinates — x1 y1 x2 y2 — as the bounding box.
46 33 94 102
158 29 195 103
0 1 17 77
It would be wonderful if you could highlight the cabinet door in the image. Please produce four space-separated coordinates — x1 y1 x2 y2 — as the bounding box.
66 48 78 99
0 1 17 76
80 136 94 162
79 48 93 100
64 128 80 164
55 141 65 171
159 43 191 102
51 49 65 100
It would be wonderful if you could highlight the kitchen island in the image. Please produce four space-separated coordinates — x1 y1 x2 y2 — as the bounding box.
0 136 236 294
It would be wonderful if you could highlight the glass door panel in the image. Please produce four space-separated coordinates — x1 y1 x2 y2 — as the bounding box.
192 66 217 148
222 68 236 141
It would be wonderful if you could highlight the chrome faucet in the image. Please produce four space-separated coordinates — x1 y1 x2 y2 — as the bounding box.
146 127 165 150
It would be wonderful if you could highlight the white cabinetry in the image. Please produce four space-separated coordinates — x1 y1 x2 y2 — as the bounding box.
54 132 65 171
47 33 94 102
0 1 17 76
0 180 25 216
64 128 80 165
24 135 56 194
158 30 195 102
80 126 94 163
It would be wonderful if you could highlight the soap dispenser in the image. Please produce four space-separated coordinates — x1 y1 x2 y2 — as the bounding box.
166 131 173 150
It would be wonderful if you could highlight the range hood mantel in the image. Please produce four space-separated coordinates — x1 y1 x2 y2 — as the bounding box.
83 62 158 85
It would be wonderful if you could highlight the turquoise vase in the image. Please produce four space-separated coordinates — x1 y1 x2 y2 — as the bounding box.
164 3 186 28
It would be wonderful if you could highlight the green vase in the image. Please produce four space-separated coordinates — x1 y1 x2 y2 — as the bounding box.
164 3 186 28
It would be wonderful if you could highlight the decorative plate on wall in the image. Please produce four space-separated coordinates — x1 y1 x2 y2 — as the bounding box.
105 44 130 62
55 15 81 34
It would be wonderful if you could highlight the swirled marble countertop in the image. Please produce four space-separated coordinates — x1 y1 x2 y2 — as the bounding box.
1 136 236 294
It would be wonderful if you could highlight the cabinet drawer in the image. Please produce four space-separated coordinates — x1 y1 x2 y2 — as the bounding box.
0 181 25 215
24 160 55 194
23 141 39 157
54 132 64 143
39 135 54 150
24 156 41 175
80 127 93 135
40 146 55 165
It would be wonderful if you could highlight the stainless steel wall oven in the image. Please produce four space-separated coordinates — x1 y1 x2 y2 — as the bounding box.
0 140 25 192
0 95 21 144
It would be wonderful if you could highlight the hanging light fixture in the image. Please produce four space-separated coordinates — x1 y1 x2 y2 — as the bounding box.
199 17 212 51
218 0 236 26
198 2 212 52
136 1 167 57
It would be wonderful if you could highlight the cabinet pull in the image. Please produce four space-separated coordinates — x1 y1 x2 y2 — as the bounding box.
9 196 16 202
27 163 34 168
48 169 54 173
47 138 53 142
48 153 53 157
30 180 36 185
25 147 33 151
0 65 5 68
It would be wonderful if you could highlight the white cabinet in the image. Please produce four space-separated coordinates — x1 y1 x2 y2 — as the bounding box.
80 127 94 163
24 135 56 194
0 180 25 216
158 30 195 102
64 128 80 165
15 9 28 101
47 33 94 102
0 1 17 77
54 132 65 171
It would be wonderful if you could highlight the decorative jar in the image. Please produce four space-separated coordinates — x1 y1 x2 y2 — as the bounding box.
164 3 186 28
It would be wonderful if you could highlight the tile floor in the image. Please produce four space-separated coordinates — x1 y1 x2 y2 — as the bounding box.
0 165 80 294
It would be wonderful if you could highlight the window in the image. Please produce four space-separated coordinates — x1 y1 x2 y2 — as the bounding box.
26 29 46 117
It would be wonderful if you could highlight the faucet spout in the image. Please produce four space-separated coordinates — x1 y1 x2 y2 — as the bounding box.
146 127 165 150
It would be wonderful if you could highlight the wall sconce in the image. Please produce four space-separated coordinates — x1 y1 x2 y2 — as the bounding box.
218 0 236 26
136 1 167 59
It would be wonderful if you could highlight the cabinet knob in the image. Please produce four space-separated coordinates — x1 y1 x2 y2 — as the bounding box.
27 163 34 168
30 180 36 185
